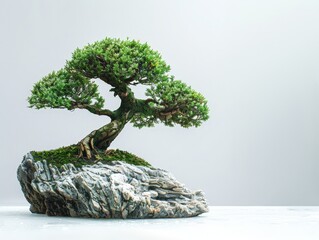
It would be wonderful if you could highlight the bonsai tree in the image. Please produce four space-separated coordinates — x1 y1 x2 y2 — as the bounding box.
28 38 209 159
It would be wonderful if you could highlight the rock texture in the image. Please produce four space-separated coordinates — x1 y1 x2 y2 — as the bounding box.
17 153 208 218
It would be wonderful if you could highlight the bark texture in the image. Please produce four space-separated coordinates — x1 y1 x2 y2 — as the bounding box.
78 118 126 159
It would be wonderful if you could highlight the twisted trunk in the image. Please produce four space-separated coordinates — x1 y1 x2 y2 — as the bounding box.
78 86 137 159
78 117 127 159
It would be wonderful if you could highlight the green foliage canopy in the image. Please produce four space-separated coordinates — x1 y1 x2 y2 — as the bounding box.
28 37 209 128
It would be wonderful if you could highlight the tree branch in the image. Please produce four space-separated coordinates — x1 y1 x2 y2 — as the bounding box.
139 98 181 118
144 98 159 104
71 103 115 119
159 108 180 116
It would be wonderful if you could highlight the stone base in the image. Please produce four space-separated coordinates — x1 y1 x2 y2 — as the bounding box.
17 153 209 218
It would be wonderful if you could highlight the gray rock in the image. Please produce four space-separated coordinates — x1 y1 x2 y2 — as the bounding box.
17 153 209 218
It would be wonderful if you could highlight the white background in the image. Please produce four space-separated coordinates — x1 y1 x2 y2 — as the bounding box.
0 0 318 205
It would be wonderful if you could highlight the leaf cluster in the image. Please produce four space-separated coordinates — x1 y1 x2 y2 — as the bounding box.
28 69 104 109
66 38 170 87
131 78 209 128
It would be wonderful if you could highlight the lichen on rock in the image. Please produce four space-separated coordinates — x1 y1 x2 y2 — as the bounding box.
17 153 209 218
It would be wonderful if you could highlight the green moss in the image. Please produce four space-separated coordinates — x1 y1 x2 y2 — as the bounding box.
31 145 152 168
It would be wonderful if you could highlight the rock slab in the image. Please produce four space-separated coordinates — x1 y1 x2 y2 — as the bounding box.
17 153 209 218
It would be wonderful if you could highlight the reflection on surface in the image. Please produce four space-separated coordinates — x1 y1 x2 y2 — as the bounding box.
1 206 319 240
0 206 208 229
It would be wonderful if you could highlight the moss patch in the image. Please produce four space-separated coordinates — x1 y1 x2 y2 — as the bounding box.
31 145 152 168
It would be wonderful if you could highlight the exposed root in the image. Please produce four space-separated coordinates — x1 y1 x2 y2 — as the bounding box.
90 138 98 154
78 139 93 159
105 149 115 155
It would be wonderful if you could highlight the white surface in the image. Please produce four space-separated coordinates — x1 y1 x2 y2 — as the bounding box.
0 206 318 240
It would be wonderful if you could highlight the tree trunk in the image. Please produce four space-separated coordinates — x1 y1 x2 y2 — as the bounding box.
78 117 126 159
